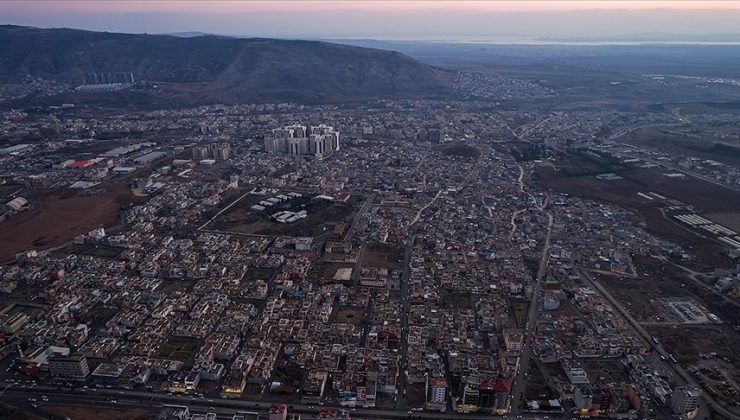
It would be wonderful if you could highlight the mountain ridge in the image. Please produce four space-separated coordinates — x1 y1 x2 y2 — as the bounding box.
0 25 453 105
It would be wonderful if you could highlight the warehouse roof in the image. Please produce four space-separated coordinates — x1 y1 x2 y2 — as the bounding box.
5 197 28 211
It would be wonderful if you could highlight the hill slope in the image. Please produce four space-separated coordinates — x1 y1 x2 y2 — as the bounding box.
0 25 452 104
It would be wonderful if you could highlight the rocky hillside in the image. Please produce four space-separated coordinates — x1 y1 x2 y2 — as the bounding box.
0 25 453 104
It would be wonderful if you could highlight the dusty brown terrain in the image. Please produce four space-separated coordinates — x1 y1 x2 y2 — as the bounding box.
361 243 405 269
211 194 362 238
537 154 740 213
42 404 155 420
312 262 355 285
0 402 44 420
647 324 739 382
333 306 364 325
598 254 740 386
534 155 740 268
599 255 739 324
619 126 740 167
550 158 740 405
705 212 740 233
0 182 138 261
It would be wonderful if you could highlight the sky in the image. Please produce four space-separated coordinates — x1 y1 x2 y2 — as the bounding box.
4 1 740 41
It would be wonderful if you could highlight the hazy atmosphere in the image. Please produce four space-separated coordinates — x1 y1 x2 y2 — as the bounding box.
2 2 740 420
4 1 740 40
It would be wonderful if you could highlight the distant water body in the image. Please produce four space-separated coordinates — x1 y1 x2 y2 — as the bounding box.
339 36 740 46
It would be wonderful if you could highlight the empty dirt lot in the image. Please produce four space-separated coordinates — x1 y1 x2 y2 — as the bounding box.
158 336 199 361
42 404 155 420
598 255 739 324
648 324 740 383
0 182 138 261
705 212 740 233
534 155 739 268
361 243 405 269
333 306 365 325
535 151 740 213
211 193 362 238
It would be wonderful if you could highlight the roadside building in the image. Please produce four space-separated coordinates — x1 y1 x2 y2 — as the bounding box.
49 353 90 379
425 377 448 411
671 386 701 419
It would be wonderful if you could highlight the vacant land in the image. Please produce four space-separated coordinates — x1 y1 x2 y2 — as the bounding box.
510 299 529 328
158 336 199 361
244 267 277 281
534 153 740 268
158 279 194 294
598 273 684 323
584 359 629 384
80 305 119 330
440 143 481 158
536 152 740 213
0 182 25 198
333 306 364 326
312 262 355 285
619 125 740 167
598 253 740 396
648 324 739 382
0 402 44 420
60 243 123 259
361 243 405 269
524 360 551 400
705 212 740 233
597 254 740 325
211 193 362 237
0 182 137 261
442 292 472 310
42 404 155 420
405 383 427 408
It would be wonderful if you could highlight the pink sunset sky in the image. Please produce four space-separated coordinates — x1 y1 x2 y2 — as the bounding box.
5 1 740 13
4 1 740 40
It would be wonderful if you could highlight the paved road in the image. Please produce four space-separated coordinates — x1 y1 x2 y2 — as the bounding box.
510 211 554 415
653 255 740 311
577 269 740 420
603 119 740 192
515 164 526 192
407 190 442 228
198 190 251 230
396 242 413 409
344 194 374 243
0 383 586 420
512 114 556 141
509 208 526 240
606 147 740 193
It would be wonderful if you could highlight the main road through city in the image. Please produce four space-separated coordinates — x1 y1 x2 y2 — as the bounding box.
0 382 586 420
510 211 554 416
396 242 413 410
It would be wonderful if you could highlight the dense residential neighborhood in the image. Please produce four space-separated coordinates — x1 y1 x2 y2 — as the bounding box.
1 95 739 420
